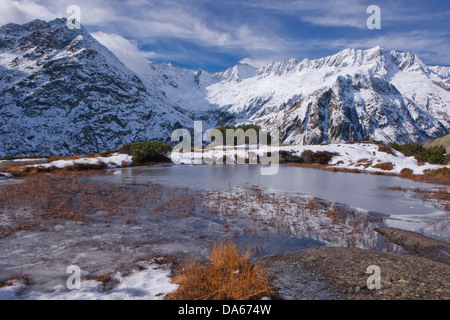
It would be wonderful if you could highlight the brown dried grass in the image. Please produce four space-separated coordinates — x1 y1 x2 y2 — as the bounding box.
1 161 109 177
387 186 405 191
373 162 394 171
165 240 274 300
401 168 450 186
0 171 204 238
410 188 450 211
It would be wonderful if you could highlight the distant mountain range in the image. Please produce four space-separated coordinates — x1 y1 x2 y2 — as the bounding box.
0 18 449 157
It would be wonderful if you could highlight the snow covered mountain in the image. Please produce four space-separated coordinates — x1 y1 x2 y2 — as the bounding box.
0 18 449 157
0 19 193 157
207 47 450 145
134 48 450 146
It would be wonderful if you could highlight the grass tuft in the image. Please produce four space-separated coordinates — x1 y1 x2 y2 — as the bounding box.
165 240 275 300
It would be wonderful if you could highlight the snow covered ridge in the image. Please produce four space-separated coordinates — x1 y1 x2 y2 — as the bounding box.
24 153 133 170
171 143 449 175
0 261 178 300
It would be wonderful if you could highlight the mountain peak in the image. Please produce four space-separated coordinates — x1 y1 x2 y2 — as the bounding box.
1 18 78 34
221 62 257 82
249 46 430 79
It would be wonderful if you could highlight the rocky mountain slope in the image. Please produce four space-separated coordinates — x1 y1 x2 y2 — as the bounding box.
423 133 450 153
0 19 193 157
0 18 449 157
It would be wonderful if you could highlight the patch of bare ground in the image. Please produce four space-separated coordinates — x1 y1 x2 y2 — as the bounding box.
377 144 395 155
89 275 119 291
0 160 111 177
290 162 373 175
289 163 328 170
0 150 136 177
290 162 398 176
265 246 450 300
355 158 373 169
325 167 365 174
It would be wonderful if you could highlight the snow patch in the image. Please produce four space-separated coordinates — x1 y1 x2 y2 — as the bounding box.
0 263 177 300
0 172 13 180
26 153 133 170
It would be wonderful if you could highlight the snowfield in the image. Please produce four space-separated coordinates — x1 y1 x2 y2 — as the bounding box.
283 143 448 174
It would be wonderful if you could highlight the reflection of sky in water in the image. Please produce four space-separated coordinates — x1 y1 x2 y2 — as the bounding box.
95 164 448 219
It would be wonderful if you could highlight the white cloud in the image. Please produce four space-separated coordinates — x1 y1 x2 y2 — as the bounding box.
1 0 448 68
115 10 237 50
0 0 56 24
244 0 368 28
0 0 120 26
91 31 155 75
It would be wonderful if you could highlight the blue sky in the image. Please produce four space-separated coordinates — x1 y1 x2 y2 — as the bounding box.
1 0 449 72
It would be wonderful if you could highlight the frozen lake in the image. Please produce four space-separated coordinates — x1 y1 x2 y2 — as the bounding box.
97 164 448 221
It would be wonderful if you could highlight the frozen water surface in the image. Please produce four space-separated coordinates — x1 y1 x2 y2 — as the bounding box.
99 164 448 221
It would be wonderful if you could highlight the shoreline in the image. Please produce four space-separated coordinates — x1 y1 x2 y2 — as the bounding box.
1 155 449 186
289 162 450 186
1 141 449 186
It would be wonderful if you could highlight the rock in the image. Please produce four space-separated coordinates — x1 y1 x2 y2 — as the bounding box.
265 246 450 300
375 227 450 265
